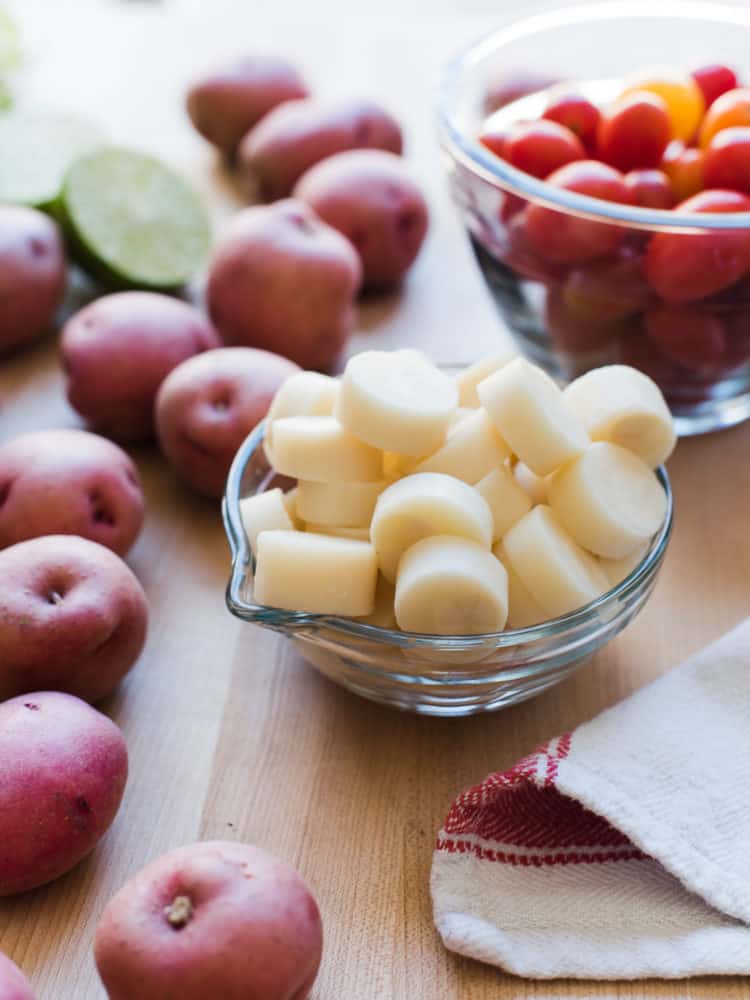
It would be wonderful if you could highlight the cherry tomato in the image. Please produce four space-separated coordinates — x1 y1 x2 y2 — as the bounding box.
542 94 601 154
503 119 585 179
644 189 750 303
500 212 571 283
523 160 634 263
621 72 705 142
723 307 750 368
624 168 675 208
617 326 702 392
645 304 728 372
699 87 750 147
499 191 526 225
692 64 738 109
545 284 628 354
598 91 671 172
484 69 561 114
563 245 655 321
660 141 704 201
704 126 750 193
480 124 511 159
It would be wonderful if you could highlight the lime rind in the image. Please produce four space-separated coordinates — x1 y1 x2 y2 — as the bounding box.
61 146 211 291
0 110 105 207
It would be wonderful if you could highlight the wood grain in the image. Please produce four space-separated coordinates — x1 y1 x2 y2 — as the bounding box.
1 1 750 997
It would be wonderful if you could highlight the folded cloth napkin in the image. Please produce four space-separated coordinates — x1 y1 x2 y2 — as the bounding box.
431 619 750 979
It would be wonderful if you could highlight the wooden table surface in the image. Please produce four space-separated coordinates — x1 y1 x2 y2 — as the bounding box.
2 1 750 997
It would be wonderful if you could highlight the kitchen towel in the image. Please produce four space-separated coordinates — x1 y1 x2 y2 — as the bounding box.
431 619 750 979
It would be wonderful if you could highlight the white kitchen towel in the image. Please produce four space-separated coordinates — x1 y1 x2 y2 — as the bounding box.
431 619 750 979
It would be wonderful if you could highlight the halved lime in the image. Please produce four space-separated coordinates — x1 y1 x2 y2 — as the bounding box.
0 110 104 207
60 147 211 290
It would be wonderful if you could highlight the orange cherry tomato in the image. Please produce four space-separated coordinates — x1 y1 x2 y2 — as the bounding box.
621 72 704 142
661 140 704 201
699 86 750 148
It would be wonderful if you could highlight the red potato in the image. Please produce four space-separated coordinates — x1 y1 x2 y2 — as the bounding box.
0 429 144 556
237 97 403 201
0 205 66 355
293 149 429 289
186 54 309 159
206 199 362 370
61 292 220 441
0 690 128 896
0 954 34 1000
0 535 148 704
156 347 299 498
94 840 323 1000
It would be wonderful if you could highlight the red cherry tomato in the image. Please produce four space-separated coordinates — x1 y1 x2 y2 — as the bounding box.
723 307 750 368
617 326 701 393
503 119 585 179
645 304 728 372
692 64 739 109
660 141 705 201
523 160 634 263
644 189 750 303
500 212 571 283
699 87 750 147
624 169 675 208
545 284 627 354
597 91 671 172
563 245 655 321
704 126 750 194
542 94 601 154
480 125 511 159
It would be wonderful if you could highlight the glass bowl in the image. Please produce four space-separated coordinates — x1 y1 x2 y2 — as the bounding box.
440 1 750 436
222 421 673 717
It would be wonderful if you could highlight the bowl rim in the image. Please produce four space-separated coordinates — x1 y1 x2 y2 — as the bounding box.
222 418 673 650
439 0 750 231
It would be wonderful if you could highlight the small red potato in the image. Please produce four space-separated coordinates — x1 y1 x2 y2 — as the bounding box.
186 53 310 159
0 953 34 1000
156 347 299 498
238 97 403 200
0 690 128 896
293 149 429 289
0 205 66 355
0 535 148 704
61 292 220 441
206 199 361 370
0 429 144 556
94 840 322 1000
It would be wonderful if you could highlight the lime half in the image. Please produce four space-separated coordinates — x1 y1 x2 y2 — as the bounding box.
61 147 210 290
0 110 104 208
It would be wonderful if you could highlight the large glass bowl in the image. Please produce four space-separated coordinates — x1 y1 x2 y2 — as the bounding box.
222 421 673 717
440 1 750 436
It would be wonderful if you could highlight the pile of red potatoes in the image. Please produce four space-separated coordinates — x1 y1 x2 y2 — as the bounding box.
0 51 430 998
